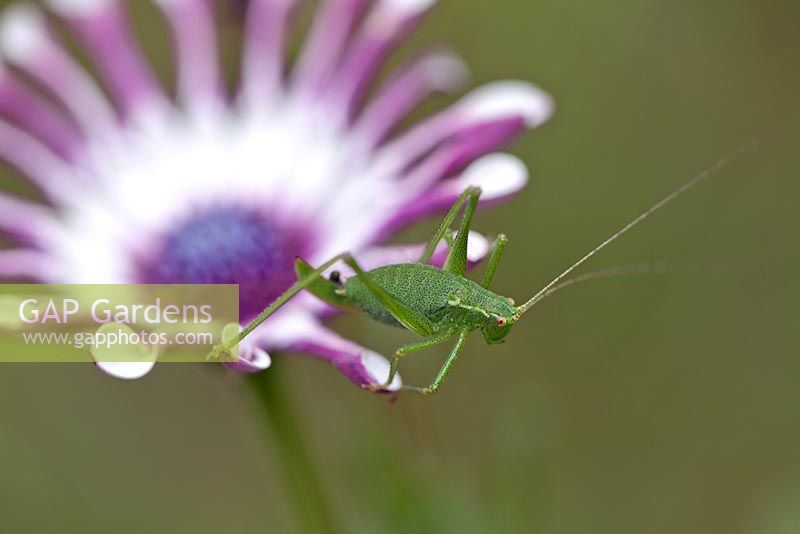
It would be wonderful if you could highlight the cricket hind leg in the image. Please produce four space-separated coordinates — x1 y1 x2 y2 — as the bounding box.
209 252 356 360
372 329 456 392
403 326 471 396
443 188 481 276
341 254 436 338
418 187 482 267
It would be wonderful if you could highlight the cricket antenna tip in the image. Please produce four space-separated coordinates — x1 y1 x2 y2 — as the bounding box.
516 134 766 315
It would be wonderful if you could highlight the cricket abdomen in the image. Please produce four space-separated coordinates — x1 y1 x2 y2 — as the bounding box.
344 263 500 331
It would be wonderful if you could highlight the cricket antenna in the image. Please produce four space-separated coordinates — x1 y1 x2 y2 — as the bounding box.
516 135 767 316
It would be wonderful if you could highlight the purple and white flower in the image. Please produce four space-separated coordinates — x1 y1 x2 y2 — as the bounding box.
0 0 553 389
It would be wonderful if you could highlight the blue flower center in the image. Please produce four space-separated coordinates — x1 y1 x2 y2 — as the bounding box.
140 208 302 320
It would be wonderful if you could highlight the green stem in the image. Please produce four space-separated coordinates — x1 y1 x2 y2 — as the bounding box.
248 367 339 534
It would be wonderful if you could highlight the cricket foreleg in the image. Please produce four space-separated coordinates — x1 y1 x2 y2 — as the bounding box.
372 330 456 392
481 233 508 289
403 326 471 396
418 187 482 265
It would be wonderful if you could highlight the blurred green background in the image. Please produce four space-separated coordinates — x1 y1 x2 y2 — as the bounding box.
1 0 799 532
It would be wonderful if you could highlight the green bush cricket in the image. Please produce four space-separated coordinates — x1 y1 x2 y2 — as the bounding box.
210 138 762 395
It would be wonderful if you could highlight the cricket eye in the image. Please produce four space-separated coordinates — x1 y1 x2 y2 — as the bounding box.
496 317 508 327
506 297 515 306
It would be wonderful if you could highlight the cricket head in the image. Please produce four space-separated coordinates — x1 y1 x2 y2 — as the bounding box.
482 296 520 344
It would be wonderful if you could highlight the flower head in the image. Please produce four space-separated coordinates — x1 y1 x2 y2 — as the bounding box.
0 0 553 388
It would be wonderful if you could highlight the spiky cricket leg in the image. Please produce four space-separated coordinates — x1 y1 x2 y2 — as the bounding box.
403 326 471 396
481 233 508 289
209 252 354 360
371 329 456 392
418 186 482 265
